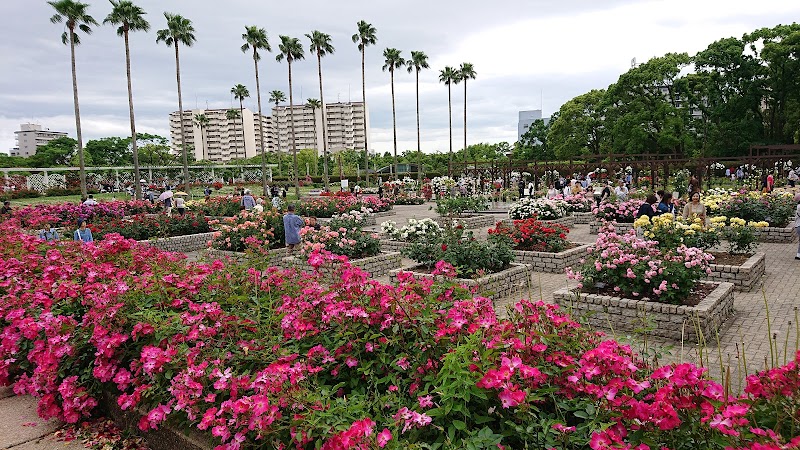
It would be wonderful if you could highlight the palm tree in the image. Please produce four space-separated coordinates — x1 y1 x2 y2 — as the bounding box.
241 26 271 196
439 66 458 175
306 30 334 191
352 21 377 184
275 35 305 197
49 0 97 198
226 108 241 162
194 113 209 160
382 48 405 178
306 98 321 157
231 84 250 161
104 0 149 199
457 63 477 153
156 12 195 186
407 51 429 182
269 89 286 176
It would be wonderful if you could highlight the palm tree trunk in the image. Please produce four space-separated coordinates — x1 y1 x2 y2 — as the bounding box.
415 68 422 183
463 79 467 153
448 84 453 176
200 125 206 161
361 49 369 185
274 101 282 177
174 42 190 187
123 29 142 200
69 29 87 198
239 99 245 162
317 52 330 191
288 62 300 197
391 69 398 178
254 51 268 196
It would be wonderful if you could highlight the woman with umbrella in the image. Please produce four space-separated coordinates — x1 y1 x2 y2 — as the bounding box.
159 187 174 215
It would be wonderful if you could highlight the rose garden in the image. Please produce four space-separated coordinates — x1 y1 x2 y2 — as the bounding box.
1 175 800 450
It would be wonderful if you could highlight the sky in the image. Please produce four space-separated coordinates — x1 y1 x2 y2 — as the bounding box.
1 0 798 156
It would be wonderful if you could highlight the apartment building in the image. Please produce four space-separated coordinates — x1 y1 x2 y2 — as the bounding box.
11 123 68 157
272 101 370 156
169 108 275 163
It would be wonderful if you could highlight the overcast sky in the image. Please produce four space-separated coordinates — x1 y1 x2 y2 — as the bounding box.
1 0 798 156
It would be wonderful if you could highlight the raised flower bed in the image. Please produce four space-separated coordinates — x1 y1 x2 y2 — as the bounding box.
434 214 496 229
589 220 634 234
706 252 766 291
552 281 735 343
489 218 587 274
512 244 592 274
501 215 576 229
137 232 217 253
573 211 594 224
389 263 531 300
203 246 289 264
283 251 402 279
590 199 643 234
752 225 797 243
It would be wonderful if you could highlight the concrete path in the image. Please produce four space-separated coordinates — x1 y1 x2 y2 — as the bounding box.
0 387 84 449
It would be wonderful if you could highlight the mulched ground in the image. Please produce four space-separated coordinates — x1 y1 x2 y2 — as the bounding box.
708 252 752 266
583 282 717 307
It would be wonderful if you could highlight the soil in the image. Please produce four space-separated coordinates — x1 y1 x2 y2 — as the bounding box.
708 252 752 266
582 282 716 307
407 265 511 279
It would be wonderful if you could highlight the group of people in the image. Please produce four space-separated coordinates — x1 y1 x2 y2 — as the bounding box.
635 190 707 225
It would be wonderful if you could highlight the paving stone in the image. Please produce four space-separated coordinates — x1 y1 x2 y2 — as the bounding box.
0 395 62 449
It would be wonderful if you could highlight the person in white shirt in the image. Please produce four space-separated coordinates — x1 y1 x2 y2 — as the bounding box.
546 184 559 199
614 180 629 201
83 194 99 206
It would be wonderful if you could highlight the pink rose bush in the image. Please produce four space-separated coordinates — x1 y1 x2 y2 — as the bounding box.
297 196 392 218
593 199 645 223
10 200 161 229
1 226 799 449
210 210 285 253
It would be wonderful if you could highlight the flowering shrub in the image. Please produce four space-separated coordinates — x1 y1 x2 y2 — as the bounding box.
91 212 211 241
1 230 800 449
430 176 456 194
553 192 594 213
11 200 161 229
434 196 489 217
300 226 381 259
568 227 714 304
190 195 246 217
508 197 568 220
718 191 795 227
488 219 571 252
297 196 391 218
329 207 373 228
593 199 644 223
404 227 515 278
392 192 426 205
634 214 766 255
209 210 285 252
381 218 443 242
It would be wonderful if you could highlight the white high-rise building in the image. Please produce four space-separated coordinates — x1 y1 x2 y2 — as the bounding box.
11 123 68 157
169 108 274 163
272 101 370 155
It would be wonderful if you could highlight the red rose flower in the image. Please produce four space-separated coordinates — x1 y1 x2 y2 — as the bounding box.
441 244 448 251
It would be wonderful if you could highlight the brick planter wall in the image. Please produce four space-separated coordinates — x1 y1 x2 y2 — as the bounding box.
752 225 797 243
435 214 498 229
137 232 216 253
706 252 766 291
512 243 592 274
203 247 288 265
379 239 413 253
552 281 735 343
501 215 576 229
589 220 635 235
281 251 402 280
389 263 531 300
573 212 594 224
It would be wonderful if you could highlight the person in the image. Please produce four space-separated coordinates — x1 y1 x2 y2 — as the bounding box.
307 216 321 230
204 186 212 199
546 184 559 199
241 189 256 211
636 194 658 219
526 180 535 198
147 189 156 204
283 204 304 254
682 191 708 226
73 219 93 243
789 169 799 188
767 173 774 192
0 201 11 215
794 193 800 260
38 222 60 241
725 168 731 178
271 195 282 210
656 192 675 215
83 194 99 206
378 183 384 198
655 190 665 204
175 195 186 215
571 180 582 195
614 180 629 201
354 184 362 196
597 182 612 206
517 180 524 199
688 175 700 196
163 192 173 215
253 198 265 213
281 186 287 199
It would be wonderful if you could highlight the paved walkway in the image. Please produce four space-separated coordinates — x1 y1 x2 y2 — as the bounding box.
3 201 799 448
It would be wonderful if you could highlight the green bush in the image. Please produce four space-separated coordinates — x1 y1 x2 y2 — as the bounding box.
434 196 489 217
404 227 515 278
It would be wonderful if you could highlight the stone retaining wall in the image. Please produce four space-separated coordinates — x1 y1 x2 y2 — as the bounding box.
389 263 531 300
706 252 766 291
137 232 216 253
282 251 402 280
435 214 498 229
512 243 592 274
573 212 594 224
501 215 576 229
551 281 735 343
753 225 797 243
589 220 635 235
379 239 413 254
203 247 288 265
317 210 394 227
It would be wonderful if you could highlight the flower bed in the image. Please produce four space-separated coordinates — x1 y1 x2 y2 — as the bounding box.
552 281 735 343
202 246 288 264
501 215 575 229
434 214 496 229
712 190 796 227
209 210 285 253
589 220 635 234
282 251 401 279
593 199 643 223
92 212 211 241
508 197 568 220
297 196 392 218
752 224 798 243
706 252 766 291
12 200 159 229
390 262 531 300
512 244 592 274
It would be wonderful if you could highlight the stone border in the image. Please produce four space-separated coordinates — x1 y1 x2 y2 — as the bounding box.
512 243 592 274
752 225 797 243
706 252 766 291
501 215 576 229
202 247 288 265
551 281 735 343
379 239 413 253
281 251 402 280
589 220 635 235
435 214 497 229
573 211 594 224
136 232 216 253
389 263 531 300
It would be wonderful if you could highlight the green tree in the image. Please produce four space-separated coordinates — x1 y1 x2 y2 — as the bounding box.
515 119 554 161
85 137 132 166
307 30 334 191
382 48 405 178
241 25 271 196
297 148 318 177
194 113 209 160
29 137 78 167
407 50 429 182
104 0 149 199
352 20 377 184
48 0 98 197
547 89 606 160
456 63 477 153
231 83 250 161
269 90 286 176
439 66 458 174
156 12 196 185
276 35 305 197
